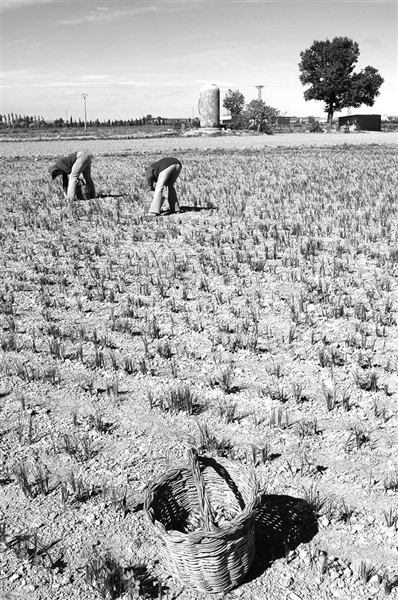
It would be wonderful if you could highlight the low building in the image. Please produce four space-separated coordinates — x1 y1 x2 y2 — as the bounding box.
277 116 290 127
220 115 243 128
338 114 381 131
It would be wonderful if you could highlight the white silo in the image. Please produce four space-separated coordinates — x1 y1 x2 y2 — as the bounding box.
198 83 220 132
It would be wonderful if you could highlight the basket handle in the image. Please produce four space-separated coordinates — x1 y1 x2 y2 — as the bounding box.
188 448 214 530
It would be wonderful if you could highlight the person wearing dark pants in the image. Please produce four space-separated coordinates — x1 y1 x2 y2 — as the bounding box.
48 151 96 200
145 157 182 216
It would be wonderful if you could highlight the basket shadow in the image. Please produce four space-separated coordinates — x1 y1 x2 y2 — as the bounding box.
244 493 318 583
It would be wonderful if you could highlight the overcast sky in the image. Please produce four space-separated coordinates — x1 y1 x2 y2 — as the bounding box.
1 0 396 121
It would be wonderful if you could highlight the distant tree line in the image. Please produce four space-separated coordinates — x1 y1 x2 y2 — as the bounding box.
52 115 172 128
0 113 46 128
0 113 199 129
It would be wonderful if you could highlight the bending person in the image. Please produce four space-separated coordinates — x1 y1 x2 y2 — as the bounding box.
145 157 182 216
48 151 96 200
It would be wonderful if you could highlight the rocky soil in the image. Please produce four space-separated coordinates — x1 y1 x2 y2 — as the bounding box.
0 134 397 600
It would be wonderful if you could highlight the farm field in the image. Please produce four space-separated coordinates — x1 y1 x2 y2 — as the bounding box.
0 136 398 600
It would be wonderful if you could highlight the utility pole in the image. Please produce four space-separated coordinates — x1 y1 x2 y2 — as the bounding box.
255 85 264 101
81 93 88 131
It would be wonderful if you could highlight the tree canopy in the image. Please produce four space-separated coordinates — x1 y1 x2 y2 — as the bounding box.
298 36 384 123
222 89 245 115
244 99 279 133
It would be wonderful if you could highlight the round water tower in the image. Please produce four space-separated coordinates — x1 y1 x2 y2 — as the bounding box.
198 83 220 132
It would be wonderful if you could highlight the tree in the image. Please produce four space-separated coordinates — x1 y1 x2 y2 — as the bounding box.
299 36 384 123
243 99 279 133
223 89 245 115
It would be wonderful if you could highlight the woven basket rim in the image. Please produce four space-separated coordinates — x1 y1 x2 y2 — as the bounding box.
144 455 259 542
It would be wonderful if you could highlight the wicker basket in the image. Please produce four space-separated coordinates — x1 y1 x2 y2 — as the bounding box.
144 449 258 594
76 181 91 200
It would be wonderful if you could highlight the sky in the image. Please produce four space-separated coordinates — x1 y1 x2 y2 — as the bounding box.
0 0 397 121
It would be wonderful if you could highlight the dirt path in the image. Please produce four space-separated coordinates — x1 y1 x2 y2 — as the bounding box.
0 131 396 158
